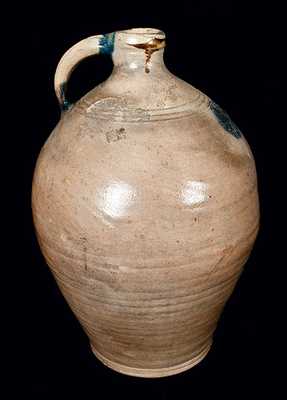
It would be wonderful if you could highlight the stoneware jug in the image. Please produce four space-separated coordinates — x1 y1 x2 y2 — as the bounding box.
32 28 260 377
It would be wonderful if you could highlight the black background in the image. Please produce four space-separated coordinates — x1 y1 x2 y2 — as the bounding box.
9 1 282 398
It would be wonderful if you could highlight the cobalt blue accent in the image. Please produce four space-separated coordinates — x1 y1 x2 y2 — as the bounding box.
209 100 242 139
59 82 71 111
99 32 115 55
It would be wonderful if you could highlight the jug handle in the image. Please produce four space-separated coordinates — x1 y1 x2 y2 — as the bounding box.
54 32 115 111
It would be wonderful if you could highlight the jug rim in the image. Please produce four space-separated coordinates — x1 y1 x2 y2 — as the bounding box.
119 27 165 38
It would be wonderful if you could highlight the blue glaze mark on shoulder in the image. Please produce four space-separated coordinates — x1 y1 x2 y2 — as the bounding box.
209 100 242 139
99 32 115 55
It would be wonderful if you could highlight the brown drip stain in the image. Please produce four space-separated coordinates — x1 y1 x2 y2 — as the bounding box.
80 237 88 270
128 38 165 73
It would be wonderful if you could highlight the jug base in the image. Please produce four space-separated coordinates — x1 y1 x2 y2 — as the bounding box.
91 341 212 378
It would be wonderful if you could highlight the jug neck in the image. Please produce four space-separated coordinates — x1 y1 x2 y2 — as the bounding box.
112 28 166 74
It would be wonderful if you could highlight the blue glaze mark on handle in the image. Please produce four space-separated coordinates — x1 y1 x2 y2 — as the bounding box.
99 32 115 55
209 100 242 139
59 82 71 111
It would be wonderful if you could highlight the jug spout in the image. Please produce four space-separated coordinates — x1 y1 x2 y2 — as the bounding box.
112 28 166 73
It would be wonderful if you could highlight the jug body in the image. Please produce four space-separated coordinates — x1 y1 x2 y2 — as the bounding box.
32 28 259 377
